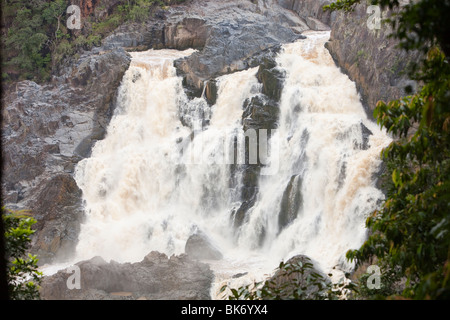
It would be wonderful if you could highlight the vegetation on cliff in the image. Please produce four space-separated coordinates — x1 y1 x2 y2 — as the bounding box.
0 0 185 83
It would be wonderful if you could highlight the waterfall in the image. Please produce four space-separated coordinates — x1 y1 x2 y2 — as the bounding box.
235 31 390 272
73 31 391 293
73 48 262 263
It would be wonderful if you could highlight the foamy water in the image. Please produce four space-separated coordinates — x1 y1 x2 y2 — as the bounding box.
47 31 392 298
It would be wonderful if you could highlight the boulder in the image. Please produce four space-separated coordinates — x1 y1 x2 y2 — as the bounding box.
242 95 280 132
185 231 223 260
165 17 210 50
204 79 218 105
264 254 331 299
256 61 286 102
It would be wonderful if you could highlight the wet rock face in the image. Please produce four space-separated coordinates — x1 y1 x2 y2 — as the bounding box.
324 3 421 116
31 174 84 264
1 47 131 264
232 53 284 231
256 57 286 102
243 95 280 132
171 0 307 91
278 174 303 233
40 252 214 300
275 0 335 26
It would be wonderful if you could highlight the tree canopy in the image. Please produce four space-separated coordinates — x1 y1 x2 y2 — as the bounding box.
1 0 183 83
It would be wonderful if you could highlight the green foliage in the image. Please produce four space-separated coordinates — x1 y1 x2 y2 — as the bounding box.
73 34 102 50
92 14 122 37
2 208 42 300
348 47 450 299
323 0 362 12
326 0 450 299
355 264 404 299
2 0 66 81
53 39 74 66
1 0 170 83
118 0 164 22
220 257 355 300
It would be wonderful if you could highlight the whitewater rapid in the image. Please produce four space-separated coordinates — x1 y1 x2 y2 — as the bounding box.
67 31 391 298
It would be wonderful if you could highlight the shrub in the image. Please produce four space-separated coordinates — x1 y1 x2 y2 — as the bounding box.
2 208 42 300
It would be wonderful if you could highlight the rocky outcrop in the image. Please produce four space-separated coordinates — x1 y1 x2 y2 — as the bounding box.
171 0 308 91
185 231 223 260
101 0 340 94
264 254 331 299
270 1 420 117
276 0 335 27
102 15 205 51
40 251 214 300
324 2 421 116
264 1 421 118
231 53 284 232
165 17 210 50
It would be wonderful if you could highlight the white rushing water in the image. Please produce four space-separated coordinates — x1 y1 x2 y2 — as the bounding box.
70 31 391 298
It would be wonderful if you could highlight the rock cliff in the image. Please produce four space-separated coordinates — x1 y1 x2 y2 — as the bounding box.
324 1 421 115
275 0 420 116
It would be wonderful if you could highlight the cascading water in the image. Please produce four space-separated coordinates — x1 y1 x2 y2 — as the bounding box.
235 31 390 272
72 31 391 298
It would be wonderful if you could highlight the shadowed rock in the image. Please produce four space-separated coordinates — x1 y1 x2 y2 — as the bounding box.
264 254 331 299
278 174 303 233
185 231 223 260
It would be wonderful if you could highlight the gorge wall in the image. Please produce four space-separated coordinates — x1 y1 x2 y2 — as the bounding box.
274 0 420 116
324 1 421 116
1 0 419 300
